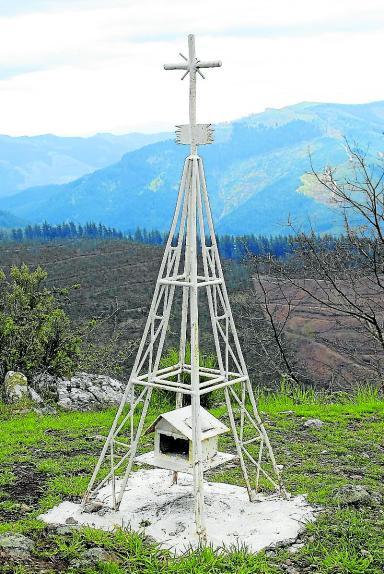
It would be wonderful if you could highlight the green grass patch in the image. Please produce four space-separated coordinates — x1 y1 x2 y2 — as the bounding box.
0 386 383 573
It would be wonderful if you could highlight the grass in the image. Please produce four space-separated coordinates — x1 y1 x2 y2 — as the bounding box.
0 386 383 573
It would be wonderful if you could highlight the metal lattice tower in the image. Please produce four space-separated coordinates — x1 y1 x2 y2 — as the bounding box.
83 34 284 542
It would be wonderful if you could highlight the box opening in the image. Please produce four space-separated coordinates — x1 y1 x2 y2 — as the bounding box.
159 433 189 458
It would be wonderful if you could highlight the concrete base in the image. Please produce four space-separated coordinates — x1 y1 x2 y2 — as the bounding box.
135 450 235 473
40 469 315 554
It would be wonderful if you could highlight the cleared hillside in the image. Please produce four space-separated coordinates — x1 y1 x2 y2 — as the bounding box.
0 239 253 381
0 239 162 350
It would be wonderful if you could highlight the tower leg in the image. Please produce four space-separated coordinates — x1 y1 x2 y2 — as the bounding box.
224 387 256 502
116 388 153 507
191 392 206 542
189 157 206 543
82 379 135 505
246 380 286 497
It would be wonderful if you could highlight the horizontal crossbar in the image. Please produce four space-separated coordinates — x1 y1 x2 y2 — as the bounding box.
159 278 222 287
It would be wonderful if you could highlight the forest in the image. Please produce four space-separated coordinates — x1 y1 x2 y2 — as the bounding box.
1 219 317 260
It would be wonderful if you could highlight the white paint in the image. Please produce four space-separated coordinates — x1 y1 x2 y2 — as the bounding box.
135 450 235 473
140 405 233 474
164 33 221 156
40 469 315 554
146 405 229 441
175 124 214 145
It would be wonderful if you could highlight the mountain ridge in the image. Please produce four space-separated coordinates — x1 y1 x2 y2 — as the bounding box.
0 209 27 229
0 130 171 197
1 100 383 235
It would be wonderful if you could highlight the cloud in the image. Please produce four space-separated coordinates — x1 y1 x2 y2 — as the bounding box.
0 0 112 17
0 0 383 135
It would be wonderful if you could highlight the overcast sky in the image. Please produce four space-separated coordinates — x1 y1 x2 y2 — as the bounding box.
0 0 383 136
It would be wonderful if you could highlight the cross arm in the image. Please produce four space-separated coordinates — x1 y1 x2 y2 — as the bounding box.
196 60 222 69
164 60 221 71
164 63 189 70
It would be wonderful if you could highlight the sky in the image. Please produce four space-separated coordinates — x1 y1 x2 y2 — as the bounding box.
0 0 383 136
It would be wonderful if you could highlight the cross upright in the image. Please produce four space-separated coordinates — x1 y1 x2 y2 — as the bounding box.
164 34 221 155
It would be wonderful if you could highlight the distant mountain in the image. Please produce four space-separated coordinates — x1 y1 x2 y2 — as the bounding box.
1 101 384 235
0 131 171 197
0 209 26 228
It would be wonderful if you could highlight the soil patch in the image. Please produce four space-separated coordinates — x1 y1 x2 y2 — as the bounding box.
0 463 46 522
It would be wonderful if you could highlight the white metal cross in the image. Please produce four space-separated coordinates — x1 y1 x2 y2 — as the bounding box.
83 34 285 545
164 34 221 154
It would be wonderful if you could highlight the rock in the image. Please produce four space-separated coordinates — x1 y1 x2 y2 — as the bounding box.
28 387 44 404
97 507 110 516
56 526 77 536
83 501 105 514
84 547 114 563
3 371 29 403
288 542 304 553
303 418 324 428
0 532 34 561
31 371 126 411
57 372 125 411
70 546 117 568
65 516 78 525
278 410 295 415
32 373 59 401
33 405 57 415
333 484 381 507
18 503 33 513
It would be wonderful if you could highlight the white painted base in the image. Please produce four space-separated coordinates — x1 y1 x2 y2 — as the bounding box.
135 450 235 473
39 469 315 554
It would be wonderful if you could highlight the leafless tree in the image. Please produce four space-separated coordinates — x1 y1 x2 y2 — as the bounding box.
250 140 384 389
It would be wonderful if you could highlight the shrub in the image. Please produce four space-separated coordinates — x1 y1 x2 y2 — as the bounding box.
0 264 81 383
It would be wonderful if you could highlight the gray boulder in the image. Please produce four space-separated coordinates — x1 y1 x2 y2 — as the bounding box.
65 517 78 525
0 532 34 561
28 386 44 404
33 405 57 415
32 372 59 401
56 526 78 536
3 371 45 405
83 501 105 514
303 418 324 428
70 546 118 568
57 372 125 411
83 547 115 563
333 484 380 507
3 371 29 403
28 371 126 411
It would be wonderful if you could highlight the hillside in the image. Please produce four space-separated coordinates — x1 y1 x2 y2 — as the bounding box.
0 209 26 229
254 275 384 388
1 238 380 389
1 101 384 235
0 239 250 374
0 239 162 350
0 131 170 198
